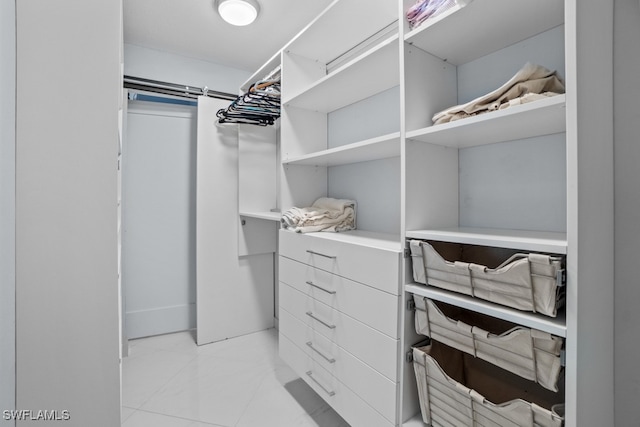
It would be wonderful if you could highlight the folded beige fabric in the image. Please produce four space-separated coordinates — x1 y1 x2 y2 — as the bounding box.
281 197 356 233
433 63 565 125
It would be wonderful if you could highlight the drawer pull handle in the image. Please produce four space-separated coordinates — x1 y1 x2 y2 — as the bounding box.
306 371 335 397
306 341 336 363
306 250 336 259
306 281 336 295
306 311 336 329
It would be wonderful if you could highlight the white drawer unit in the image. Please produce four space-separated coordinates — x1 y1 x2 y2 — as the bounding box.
280 281 399 381
279 256 400 338
279 309 398 423
278 229 402 426
279 229 401 295
280 334 395 427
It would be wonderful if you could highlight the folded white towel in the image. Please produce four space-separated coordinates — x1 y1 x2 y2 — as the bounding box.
281 197 356 233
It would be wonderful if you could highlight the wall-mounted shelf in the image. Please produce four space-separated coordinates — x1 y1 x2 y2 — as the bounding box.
283 132 400 166
404 0 564 65
406 95 566 149
405 283 567 337
406 226 567 254
239 211 281 221
284 34 400 113
286 0 397 64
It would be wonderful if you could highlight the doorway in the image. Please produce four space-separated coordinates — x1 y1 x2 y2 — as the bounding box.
121 98 198 339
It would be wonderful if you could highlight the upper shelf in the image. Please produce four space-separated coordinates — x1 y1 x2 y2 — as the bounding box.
283 132 400 167
404 0 564 65
406 227 567 254
286 0 397 64
283 34 400 113
406 94 566 148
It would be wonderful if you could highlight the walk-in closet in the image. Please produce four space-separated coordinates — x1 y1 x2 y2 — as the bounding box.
4 1 640 427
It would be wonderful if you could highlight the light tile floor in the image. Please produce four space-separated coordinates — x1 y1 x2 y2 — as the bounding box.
121 328 350 427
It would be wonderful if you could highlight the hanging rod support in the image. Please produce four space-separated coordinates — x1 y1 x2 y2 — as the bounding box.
123 76 236 101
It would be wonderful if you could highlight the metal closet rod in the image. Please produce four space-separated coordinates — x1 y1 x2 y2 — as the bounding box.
123 75 237 101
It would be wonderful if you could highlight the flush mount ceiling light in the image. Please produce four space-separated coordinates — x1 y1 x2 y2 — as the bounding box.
215 0 260 26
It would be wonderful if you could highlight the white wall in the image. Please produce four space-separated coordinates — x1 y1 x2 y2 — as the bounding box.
614 1 640 425
124 44 250 94
326 87 401 234
0 1 16 424
458 134 566 232
15 1 121 425
327 86 400 148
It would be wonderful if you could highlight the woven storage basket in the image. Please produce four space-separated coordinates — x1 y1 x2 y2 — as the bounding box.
409 240 565 317
414 295 563 392
413 341 565 427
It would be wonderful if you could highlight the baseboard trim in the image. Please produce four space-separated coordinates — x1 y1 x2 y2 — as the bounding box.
126 303 195 339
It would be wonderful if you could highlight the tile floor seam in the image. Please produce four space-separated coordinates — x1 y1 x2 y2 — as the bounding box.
231 365 280 427
120 406 136 424
129 349 200 411
136 352 265 425
131 407 230 427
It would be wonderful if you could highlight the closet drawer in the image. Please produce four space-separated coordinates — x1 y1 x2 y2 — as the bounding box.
279 333 395 427
279 256 400 338
279 309 398 423
279 230 401 295
280 282 399 381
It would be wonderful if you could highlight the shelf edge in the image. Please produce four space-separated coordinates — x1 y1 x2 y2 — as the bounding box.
239 211 282 221
405 283 567 337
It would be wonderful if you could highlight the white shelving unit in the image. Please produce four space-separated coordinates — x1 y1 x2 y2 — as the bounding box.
276 2 404 426
237 0 614 426
400 0 571 423
399 0 613 425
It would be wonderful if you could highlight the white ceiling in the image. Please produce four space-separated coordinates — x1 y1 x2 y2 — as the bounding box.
124 0 334 72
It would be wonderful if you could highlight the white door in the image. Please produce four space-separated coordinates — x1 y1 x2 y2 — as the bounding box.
122 100 197 339
196 96 275 345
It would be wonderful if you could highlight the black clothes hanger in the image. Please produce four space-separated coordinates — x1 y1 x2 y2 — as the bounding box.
217 67 281 126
